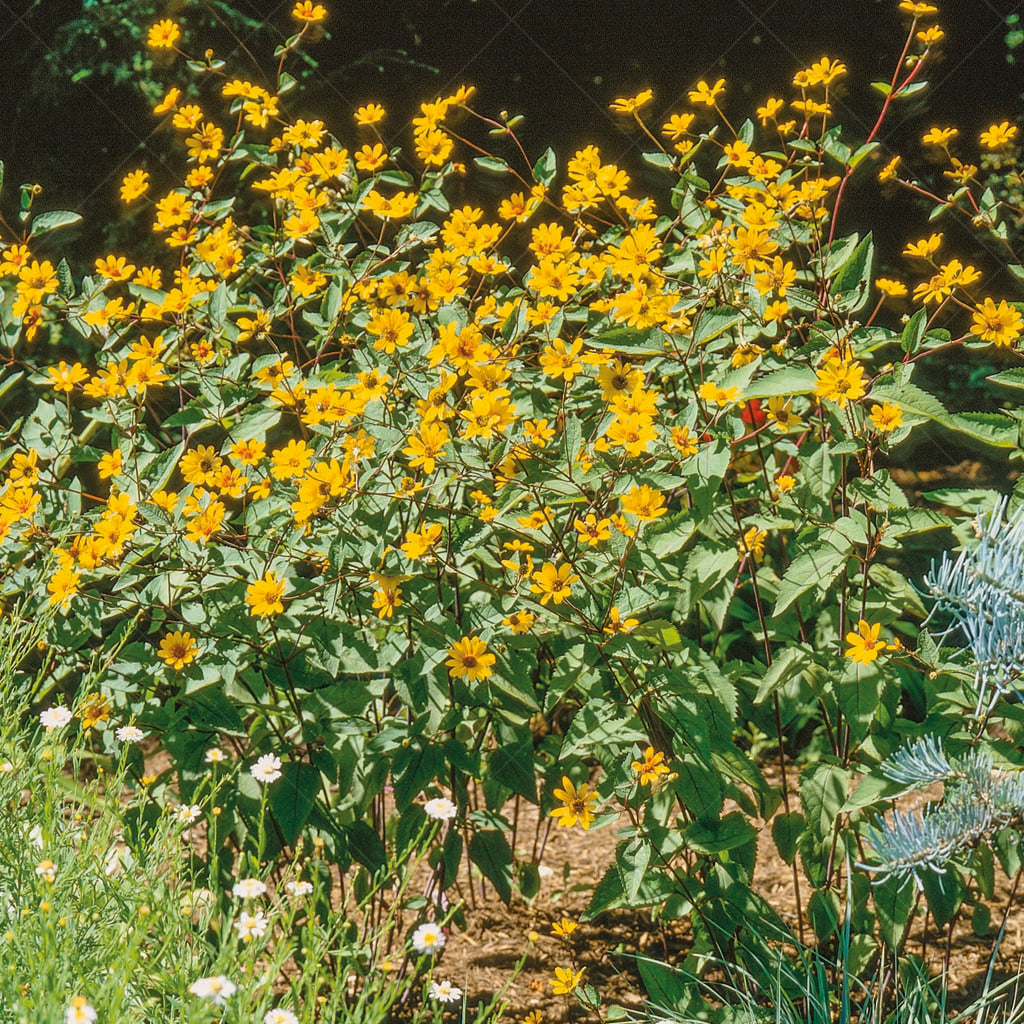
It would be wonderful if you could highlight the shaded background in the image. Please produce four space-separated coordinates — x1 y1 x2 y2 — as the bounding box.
0 0 1020 268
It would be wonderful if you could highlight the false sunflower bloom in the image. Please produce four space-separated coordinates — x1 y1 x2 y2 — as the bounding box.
550 776 599 829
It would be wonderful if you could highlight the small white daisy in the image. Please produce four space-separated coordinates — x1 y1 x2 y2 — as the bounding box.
264 1009 299 1024
424 797 458 821
40 706 73 731
64 996 97 1024
232 878 267 900
205 747 227 763
285 879 313 898
189 975 237 1005
429 980 463 1003
234 909 269 942
250 753 282 784
411 921 446 954
175 804 202 824
115 725 145 743
35 859 56 883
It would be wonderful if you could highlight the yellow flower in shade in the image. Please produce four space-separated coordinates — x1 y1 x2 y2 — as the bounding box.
120 169 149 203
354 103 386 127
631 746 670 785
609 89 653 115
400 523 443 560
904 233 942 258
869 402 904 432
604 607 639 635
48 567 80 608
619 484 667 521
814 359 867 408
980 121 1018 150
876 277 907 298
878 155 900 183
845 620 887 665
550 776 599 829
970 298 1023 348
698 381 741 407
530 562 579 606
246 572 288 618
551 966 585 995
551 917 578 938
147 19 180 49
292 1 327 22
47 361 89 392
922 126 957 146
502 610 536 635
77 692 111 730
899 1 938 14
688 78 726 107
97 450 124 479
158 630 198 670
446 635 496 681
738 526 767 563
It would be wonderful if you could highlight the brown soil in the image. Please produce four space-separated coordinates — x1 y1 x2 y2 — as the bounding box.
433 766 1024 1023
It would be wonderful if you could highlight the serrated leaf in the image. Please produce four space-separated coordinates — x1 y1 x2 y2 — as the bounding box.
773 536 849 618
468 829 514 904
753 645 814 703
743 365 818 400
29 210 83 238
474 156 510 174
269 761 319 847
772 811 805 864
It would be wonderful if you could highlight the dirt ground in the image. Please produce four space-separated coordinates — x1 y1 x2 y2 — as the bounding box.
432 765 1024 1024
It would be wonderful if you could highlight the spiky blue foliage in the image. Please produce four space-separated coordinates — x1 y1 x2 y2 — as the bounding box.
863 740 1024 886
925 498 1024 715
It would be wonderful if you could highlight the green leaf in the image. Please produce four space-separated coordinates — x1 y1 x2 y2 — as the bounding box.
488 741 536 801
829 233 873 314
772 811 805 864
900 307 927 354
921 864 964 928
532 147 556 187
753 645 815 704
684 811 756 853
28 210 83 238
800 762 850 842
618 835 651 901
269 761 320 847
344 820 387 874
988 367 1024 391
874 874 915 949
773 535 849 618
474 156 510 174
743 365 818 400
871 382 1016 448
468 828 514 904
590 326 665 354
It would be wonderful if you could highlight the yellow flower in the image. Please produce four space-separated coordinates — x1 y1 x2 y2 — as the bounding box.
246 572 288 618
845 620 886 665
158 630 198 670
77 692 111 730
48 567 80 608
604 607 639 635
502 610 536 635
97 450 124 480
876 277 907 298
738 526 767 563
815 358 867 408
609 89 653 114
922 126 957 146
550 776 599 830
899 1 938 14
869 402 904 432
147 19 180 49
354 103 386 126
980 121 1018 149
292 1 327 22
551 966 585 995
903 232 942 258
551 917 578 938
970 298 1023 347
120 169 149 203
620 484 667 521
631 746 670 785
530 562 579 606
574 514 612 547
446 635 496 681
878 155 901 183
688 78 726 107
